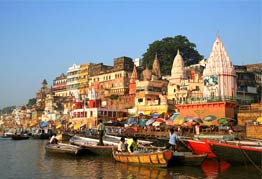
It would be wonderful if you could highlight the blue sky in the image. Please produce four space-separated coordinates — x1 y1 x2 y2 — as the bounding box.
0 0 261 109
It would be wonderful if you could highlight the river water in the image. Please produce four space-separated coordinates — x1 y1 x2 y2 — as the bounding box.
0 138 261 179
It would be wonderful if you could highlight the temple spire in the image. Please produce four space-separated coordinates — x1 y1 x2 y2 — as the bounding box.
152 53 161 79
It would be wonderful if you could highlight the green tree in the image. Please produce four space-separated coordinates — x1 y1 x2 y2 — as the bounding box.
27 98 36 106
0 106 16 114
142 35 204 76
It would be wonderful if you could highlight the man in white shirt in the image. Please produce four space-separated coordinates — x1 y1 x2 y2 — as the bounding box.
117 137 127 152
166 128 177 151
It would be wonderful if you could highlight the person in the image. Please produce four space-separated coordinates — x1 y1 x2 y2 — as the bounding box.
127 137 139 153
97 119 105 146
49 134 58 144
117 137 127 152
166 128 177 151
195 122 200 135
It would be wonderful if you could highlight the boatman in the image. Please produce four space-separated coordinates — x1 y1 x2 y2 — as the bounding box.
127 137 139 153
97 119 105 146
166 128 177 151
117 137 127 152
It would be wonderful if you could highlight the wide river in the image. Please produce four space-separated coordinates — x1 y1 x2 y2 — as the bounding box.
0 138 261 179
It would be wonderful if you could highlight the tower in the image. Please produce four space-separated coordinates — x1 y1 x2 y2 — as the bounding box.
203 35 236 100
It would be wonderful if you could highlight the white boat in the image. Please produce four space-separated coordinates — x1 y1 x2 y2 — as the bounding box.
45 143 83 155
104 134 153 145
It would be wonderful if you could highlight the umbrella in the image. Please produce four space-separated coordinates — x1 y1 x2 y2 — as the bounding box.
156 118 165 123
256 117 262 123
192 117 203 124
183 116 202 123
166 119 174 126
152 121 161 126
139 120 147 127
171 113 179 120
203 115 216 121
151 113 160 118
218 118 230 125
127 117 136 125
183 116 194 122
146 119 155 126
40 121 48 128
173 116 184 125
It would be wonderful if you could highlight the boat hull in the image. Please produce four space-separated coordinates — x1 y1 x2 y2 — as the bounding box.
183 139 216 158
169 152 207 166
12 135 30 140
45 143 82 155
112 150 173 167
69 135 117 156
208 141 262 165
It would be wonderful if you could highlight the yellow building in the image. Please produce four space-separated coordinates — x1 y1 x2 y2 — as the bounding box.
78 63 90 97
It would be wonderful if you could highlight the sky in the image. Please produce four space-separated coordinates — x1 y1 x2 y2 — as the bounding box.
0 0 261 109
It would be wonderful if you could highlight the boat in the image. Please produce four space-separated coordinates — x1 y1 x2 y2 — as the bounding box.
225 140 262 146
105 134 153 145
2 131 14 138
208 140 262 165
169 151 207 166
69 135 117 155
11 134 30 140
112 148 173 167
31 128 55 139
182 138 216 158
45 143 83 155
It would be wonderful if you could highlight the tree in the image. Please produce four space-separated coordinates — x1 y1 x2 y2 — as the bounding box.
142 35 204 76
0 106 16 114
27 98 36 107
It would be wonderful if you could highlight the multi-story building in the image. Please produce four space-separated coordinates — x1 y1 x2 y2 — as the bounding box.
134 54 169 115
77 63 91 98
89 56 134 110
52 73 67 96
66 64 80 97
235 65 258 104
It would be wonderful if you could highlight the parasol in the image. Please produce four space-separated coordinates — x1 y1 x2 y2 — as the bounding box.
139 120 147 127
152 121 161 126
166 119 174 126
40 121 48 128
156 118 165 123
256 117 262 123
203 115 216 121
146 119 155 126
151 113 160 118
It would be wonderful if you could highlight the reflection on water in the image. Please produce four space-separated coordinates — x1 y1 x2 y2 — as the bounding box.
0 138 261 179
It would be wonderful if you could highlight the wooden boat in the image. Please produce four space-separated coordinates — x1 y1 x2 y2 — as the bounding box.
105 134 153 145
12 134 30 140
2 131 14 138
169 152 207 166
45 143 83 155
208 141 262 165
69 135 117 155
225 140 262 146
112 148 173 167
182 139 216 158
